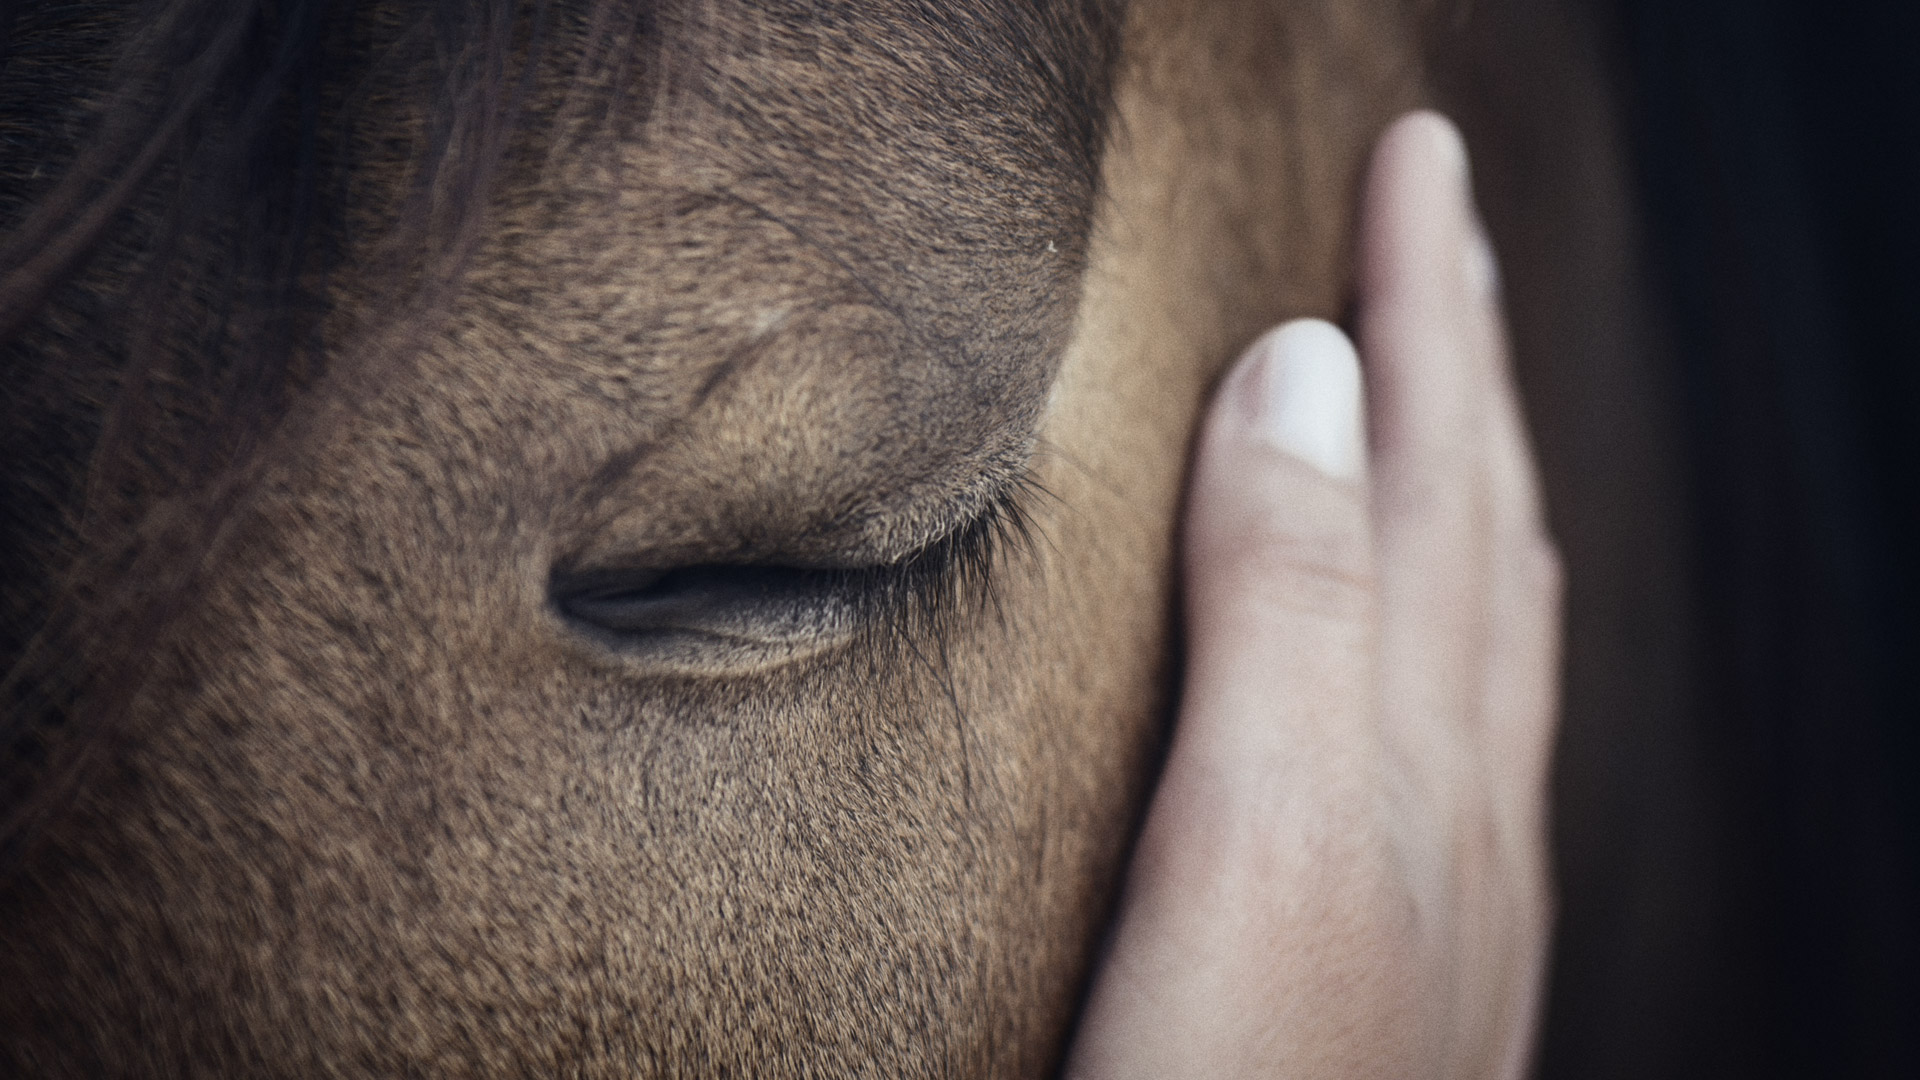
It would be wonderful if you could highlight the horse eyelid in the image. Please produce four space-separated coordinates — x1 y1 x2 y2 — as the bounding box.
547 475 1039 654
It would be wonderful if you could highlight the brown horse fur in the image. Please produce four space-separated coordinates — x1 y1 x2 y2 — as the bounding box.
1 0 1699 1075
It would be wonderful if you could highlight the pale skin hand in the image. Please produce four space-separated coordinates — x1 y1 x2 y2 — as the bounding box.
1067 112 1563 1079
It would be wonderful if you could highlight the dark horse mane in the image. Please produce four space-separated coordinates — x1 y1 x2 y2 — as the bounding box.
0 0 635 862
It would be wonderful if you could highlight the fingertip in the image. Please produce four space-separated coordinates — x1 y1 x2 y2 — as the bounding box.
1221 319 1366 481
1381 110 1469 184
1360 111 1478 304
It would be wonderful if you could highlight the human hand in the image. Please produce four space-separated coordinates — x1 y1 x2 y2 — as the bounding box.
1066 112 1562 1079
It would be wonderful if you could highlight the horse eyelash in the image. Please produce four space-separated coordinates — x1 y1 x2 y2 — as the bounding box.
857 471 1045 650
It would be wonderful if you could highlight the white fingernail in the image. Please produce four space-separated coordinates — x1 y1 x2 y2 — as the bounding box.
1243 319 1365 480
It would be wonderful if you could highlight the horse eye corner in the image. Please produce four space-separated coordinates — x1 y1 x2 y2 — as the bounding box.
547 566 671 632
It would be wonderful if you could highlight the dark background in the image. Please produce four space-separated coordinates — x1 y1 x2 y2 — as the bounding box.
1544 1 1917 1075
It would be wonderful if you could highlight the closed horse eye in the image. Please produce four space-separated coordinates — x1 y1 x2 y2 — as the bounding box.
550 563 867 654
549 482 1035 664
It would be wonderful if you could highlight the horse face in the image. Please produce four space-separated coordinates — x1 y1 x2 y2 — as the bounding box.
4 2 1166 1074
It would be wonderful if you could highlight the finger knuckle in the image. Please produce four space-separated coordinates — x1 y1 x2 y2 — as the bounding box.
1240 537 1380 621
1190 476 1378 620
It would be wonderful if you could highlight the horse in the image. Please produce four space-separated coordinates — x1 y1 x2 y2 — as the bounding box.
1 0 1702 1074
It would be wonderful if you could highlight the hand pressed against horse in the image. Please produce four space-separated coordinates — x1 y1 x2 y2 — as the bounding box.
1071 112 1558 1080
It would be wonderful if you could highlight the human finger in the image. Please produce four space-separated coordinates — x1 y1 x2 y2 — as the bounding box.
1356 111 1499 790
1367 113 1559 813
1066 320 1401 1079
1177 319 1375 806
